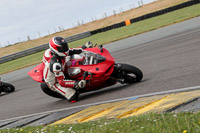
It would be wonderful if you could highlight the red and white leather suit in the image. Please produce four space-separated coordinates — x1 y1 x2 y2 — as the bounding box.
42 48 80 100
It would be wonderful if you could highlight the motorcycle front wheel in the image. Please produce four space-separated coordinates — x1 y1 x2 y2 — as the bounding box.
116 63 143 83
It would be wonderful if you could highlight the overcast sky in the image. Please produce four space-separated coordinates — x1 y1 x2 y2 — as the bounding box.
0 0 155 47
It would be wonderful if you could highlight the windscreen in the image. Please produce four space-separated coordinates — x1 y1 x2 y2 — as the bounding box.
71 51 106 65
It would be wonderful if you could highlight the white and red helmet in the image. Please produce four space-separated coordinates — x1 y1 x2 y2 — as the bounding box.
49 36 69 57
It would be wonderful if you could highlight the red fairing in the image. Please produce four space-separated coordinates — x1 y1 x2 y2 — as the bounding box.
68 47 115 90
27 63 44 83
80 48 114 75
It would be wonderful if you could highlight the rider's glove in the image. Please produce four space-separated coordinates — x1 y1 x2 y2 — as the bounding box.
74 80 86 89
82 41 93 49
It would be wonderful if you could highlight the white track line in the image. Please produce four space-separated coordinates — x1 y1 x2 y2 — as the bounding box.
1 85 200 123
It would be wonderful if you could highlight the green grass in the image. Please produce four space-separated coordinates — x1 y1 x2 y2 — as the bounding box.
0 112 200 133
1 4 200 75
0 51 44 74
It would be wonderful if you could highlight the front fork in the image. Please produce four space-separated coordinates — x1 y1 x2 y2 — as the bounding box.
111 63 125 84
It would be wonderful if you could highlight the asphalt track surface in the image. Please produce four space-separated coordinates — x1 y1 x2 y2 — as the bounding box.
1 16 200 121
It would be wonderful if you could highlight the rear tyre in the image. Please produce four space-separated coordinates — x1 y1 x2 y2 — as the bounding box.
118 63 143 83
2 82 15 93
40 83 66 99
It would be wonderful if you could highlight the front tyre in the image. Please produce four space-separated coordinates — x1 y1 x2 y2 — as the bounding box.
115 63 143 83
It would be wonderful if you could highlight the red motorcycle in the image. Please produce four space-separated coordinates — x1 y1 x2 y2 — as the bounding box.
28 45 143 99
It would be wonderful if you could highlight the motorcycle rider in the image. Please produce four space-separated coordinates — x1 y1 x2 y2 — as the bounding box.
42 36 93 102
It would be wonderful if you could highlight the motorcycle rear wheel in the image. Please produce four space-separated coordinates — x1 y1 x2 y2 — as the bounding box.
40 83 66 99
118 64 143 83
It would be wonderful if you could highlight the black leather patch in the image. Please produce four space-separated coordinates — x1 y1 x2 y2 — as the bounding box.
50 55 60 73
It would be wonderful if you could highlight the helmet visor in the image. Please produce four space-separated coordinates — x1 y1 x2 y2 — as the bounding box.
57 44 69 52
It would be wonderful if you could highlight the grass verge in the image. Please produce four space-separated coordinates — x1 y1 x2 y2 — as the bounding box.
1 4 200 75
0 112 200 133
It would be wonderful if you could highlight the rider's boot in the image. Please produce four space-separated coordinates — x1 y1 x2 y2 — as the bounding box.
53 84 77 101
68 91 79 103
